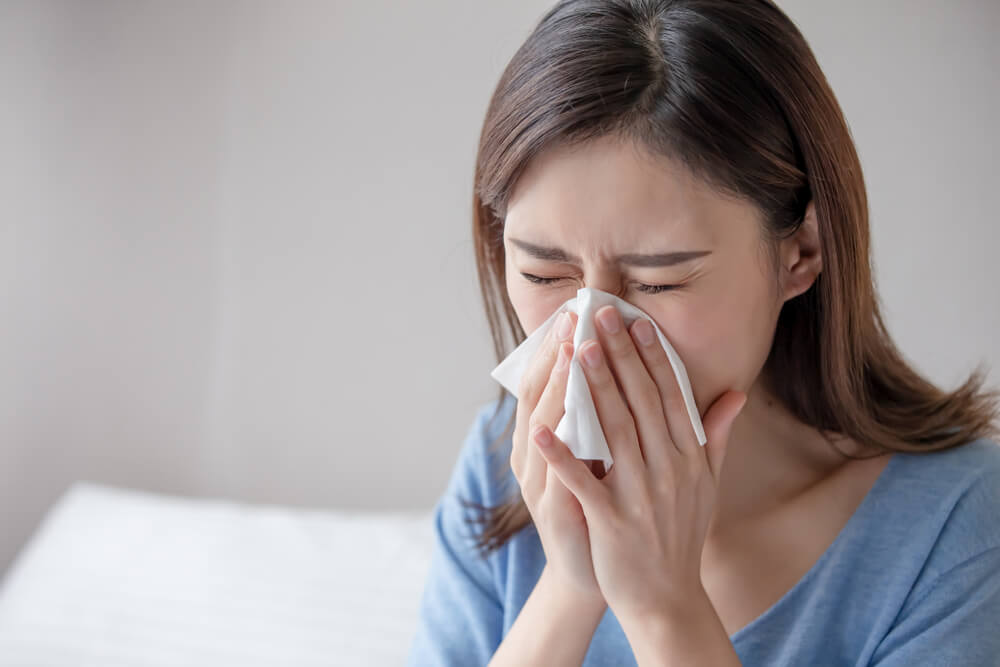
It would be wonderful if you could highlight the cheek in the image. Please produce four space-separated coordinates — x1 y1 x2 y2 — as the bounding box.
649 279 776 414
505 275 572 336
646 306 722 413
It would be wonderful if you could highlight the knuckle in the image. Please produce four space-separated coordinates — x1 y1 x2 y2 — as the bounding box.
610 409 638 442
645 346 671 372
549 342 569 376
654 465 678 493
518 355 558 404
634 490 653 522
636 378 661 413
588 360 615 388
608 508 628 538
526 417 544 442
604 329 634 356
663 393 685 420
517 373 540 403
685 452 704 476
638 331 666 359
510 416 529 475
509 449 522 481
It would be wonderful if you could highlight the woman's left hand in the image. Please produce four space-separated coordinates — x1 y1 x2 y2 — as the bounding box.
529 304 748 625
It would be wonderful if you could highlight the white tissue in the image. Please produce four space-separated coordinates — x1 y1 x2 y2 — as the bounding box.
490 287 706 471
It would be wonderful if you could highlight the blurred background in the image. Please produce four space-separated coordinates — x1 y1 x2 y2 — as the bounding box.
2 0 998 579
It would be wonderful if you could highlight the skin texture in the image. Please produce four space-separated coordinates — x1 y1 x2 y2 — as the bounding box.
501 133 890 640
507 307 604 601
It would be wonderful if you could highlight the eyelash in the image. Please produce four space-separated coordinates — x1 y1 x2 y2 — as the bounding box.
519 272 681 294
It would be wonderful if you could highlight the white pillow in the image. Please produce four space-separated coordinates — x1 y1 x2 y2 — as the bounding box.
0 482 434 666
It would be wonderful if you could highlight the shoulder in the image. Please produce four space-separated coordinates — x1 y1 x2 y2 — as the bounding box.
886 436 1000 574
464 393 517 468
447 394 518 506
893 435 1000 478
863 438 1000 661
890 436 1000 508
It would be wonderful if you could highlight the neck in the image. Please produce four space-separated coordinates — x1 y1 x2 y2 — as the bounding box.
705 376 851 540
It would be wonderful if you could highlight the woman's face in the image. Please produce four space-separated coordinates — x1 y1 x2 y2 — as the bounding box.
502 134 787 416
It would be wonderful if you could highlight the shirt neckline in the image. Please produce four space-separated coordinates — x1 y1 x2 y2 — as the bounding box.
728 451 900 644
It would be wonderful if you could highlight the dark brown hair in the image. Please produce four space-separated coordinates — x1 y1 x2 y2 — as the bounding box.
462 0 1000 556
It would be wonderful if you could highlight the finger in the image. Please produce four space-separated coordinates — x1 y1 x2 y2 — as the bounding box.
576 336 644 481
701 391 747 483
525 340 574 499
512 310 574 484
593 305 676 474
629 318 701 458
546 465 586 527
518 310 578 408
533 425 610 516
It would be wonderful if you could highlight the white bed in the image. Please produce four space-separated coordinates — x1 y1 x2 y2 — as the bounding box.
0 483 435 666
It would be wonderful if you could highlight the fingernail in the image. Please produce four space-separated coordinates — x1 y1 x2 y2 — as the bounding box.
582 341 601 368
633 319 655 347
555 312 573 340
597 307 620 333
533 425 552 447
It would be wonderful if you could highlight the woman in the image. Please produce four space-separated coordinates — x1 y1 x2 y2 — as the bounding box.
407 1 1000 665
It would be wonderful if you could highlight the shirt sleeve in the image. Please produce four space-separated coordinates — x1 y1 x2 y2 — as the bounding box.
405 402 509 667
868 545 1000 666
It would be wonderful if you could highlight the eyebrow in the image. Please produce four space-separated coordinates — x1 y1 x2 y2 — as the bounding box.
507 237 711 268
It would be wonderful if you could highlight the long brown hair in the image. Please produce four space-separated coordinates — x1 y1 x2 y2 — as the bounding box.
462 0 1000 557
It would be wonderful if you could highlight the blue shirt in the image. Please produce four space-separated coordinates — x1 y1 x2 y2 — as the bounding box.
406 394 1000 666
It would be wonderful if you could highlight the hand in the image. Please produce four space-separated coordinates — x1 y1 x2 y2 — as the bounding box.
511 310 605 604
529 305 747 623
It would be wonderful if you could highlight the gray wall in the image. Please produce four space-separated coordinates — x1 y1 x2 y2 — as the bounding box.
3 0 998 575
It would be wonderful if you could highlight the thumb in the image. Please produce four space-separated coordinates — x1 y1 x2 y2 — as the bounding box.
702 390 747 483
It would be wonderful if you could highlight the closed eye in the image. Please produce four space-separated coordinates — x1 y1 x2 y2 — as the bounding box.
519 272 681 295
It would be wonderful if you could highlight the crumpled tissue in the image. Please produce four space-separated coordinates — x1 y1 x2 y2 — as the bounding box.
490 287 706 472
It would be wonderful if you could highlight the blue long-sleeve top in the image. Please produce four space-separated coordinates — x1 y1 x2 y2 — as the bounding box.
406 394 1000 666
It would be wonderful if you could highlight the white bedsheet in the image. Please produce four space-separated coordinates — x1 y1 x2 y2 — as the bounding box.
0 482 435 666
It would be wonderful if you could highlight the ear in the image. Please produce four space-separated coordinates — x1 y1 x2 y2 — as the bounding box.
778 200 823 303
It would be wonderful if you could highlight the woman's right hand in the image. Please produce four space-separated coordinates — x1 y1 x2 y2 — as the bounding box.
511 310 606 604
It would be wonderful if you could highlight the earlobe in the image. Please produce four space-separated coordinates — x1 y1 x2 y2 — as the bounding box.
798 201 823 273
778 201 823 302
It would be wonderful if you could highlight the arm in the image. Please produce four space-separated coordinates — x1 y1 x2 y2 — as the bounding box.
489 563 608 667
405 489 504 667
405 405 507 667
868 545 1000 666
617 582 741 667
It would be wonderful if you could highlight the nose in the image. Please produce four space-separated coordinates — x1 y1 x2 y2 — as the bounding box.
584 283 625 299
583 276 626 299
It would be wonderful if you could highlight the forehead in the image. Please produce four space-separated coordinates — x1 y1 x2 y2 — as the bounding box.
504 135 755 247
